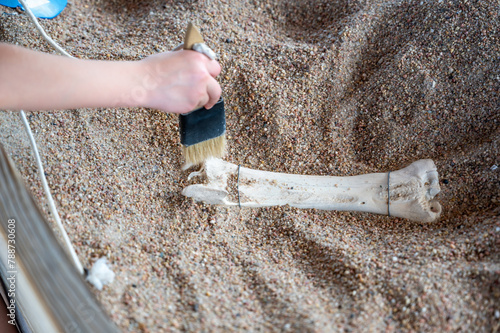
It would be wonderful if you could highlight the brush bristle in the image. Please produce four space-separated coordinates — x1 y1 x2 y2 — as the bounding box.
182 135 226 168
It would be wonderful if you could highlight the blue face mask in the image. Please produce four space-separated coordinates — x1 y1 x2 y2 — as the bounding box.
0 0 67 19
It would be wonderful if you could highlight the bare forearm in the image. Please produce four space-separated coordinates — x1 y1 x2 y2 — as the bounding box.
0 43 142 111
0 43 221 113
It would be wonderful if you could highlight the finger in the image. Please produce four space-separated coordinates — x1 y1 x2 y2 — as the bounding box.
184 50 221 77
203 77 222 110
205 58 221 78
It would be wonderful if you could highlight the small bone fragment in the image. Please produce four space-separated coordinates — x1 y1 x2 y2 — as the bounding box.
182 158 442 223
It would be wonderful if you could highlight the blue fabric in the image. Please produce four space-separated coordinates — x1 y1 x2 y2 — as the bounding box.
0 0 67 19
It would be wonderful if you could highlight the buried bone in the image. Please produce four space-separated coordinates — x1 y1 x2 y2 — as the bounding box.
182 158 442 223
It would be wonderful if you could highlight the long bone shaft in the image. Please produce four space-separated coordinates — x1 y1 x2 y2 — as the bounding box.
182 158 442 222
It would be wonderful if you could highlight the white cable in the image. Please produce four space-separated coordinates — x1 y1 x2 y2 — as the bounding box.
16 0 83 274
20 110 84 274
17 0 73 58
14 1 115 288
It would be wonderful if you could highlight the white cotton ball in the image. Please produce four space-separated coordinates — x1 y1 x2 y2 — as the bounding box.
86 258 115 290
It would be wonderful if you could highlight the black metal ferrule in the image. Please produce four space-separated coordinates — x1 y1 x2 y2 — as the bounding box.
179 98 225 147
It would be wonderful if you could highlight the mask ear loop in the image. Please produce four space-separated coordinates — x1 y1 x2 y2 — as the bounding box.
237 164 241 209
387 171 391 217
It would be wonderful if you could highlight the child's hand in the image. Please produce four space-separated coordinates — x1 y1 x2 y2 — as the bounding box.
137 50 222 114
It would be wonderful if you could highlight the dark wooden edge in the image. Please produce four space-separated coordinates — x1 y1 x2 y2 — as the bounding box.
0 144 119 333
0 266 27 332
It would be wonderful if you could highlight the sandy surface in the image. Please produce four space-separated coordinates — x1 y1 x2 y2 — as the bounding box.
1 0 499 332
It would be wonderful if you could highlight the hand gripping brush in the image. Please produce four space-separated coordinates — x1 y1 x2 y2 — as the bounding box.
179 23 226 169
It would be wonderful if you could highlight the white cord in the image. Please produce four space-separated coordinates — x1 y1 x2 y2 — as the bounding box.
17 0 73 58
18 0 115 289
19 111 84 274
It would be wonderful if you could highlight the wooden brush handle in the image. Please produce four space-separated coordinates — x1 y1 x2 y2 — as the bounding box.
183 22 205 51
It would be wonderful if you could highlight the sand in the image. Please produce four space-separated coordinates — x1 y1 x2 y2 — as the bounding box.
0 0 499 332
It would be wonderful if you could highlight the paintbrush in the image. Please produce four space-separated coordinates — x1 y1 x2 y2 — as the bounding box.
179 23 226 169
